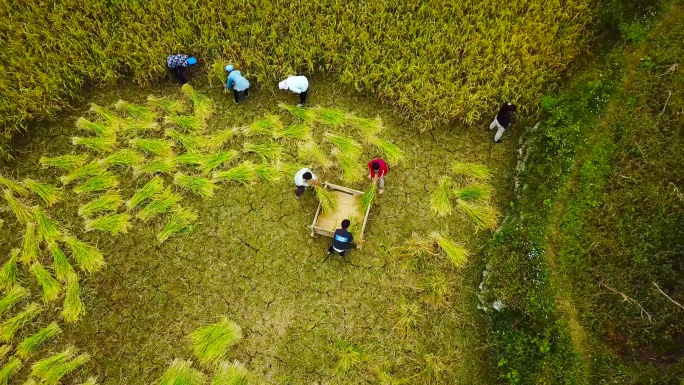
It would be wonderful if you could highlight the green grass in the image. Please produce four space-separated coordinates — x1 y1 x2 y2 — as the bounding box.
212 161 256 185
75 117 115 138
21 222 39 266
314 185 337 214
181 84 214 121
189 317 243 366
455 199 500 231
164 115 207 132
49 242 75 282
173 173 217 198
159 359 206 385
211 361 249 385
0 285 28 317
298 140 333 170
147 95 189 115
39 154 89 171
62 275 85 323
0 250 20 290
333 340 366 376
0 302 42 342
22 178 62 206
85 213 132 235
136 187 183 222
16 322 61 359
71 136 117 153
63 235 105 273
126 176 165 209
451 162 492 181
30 262 62 302
431 231 468 267
34 206 61 244
73 173 119 195
0 175 29 197
157 206 198 244
0 357 22 385
78 192 123 217
243 114 283 137
59 162 104 185
368 137 404 165
429 176 452 216
99 149 145 168
133 157 178 176
242 142 282 162
128 138 175 156
2 190 33 224
114 99 156 121
200 150 239 175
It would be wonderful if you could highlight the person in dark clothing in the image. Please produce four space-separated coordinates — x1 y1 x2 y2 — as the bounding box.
488 103 517 143
328 219 354 257
166 54 197 84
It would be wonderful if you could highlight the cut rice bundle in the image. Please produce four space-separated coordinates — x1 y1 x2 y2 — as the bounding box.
147 95 189 115
212 161 256 185
176 153 207 167
242 142 282 163
59 162 104 185
84 213 132 235
133 157 178 176
128 138 175 156
368 137 404 165
22 179 62 206
61 275 85 323
34 206 61 244
429 176 452 216
73 173 119 195
0 175 29 197
164 115 207 133
360 180 378 213
451 162 492 181
71 136 117 153
349 115 384 141
272 123 312 141
113 100 156 121
298 140 333 170
157 206 198 243
173 173 217 198
332 149 365 185
120 119 159 137
313 107 347 126
75 117 115 138
200 150 239 175
181 84 214 121
0 250 21 290
98 149 144 168
242 114 283 137
165 129 210 152
3 190 33 224
89 103 123 131
63 235 105 274
30 263 61 302
39 154 89 171
126 176 164 209
49 242 75 282
278 102 315 122
323 132 362 156
314 185 337 214
21 222 40 266
453 183 491 202
456 199 500 231
136 188 183 222
254 163 280 184
431 231 469 267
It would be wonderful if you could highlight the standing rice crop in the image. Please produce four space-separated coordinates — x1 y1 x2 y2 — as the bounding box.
133 157 178 176
99 149 144 168
360 180 378 213
61 275 85 323
0 285 28 317
451 162 492 181
75 117 115 138
313 107 347 126
181 84 213 121
147 96 188 115
78 192 123 217
159 359 206 385
164 115 207 132
39 154 89 171
49 242 75 282
59 162 104 185
278 103 315 122
22 179 62 206
242 142 282 163
430 177 452 216
85 213 132 235
126 176 164 209
430 232 468 267
16 322 61 359
128 138 175 156
30 263 61 302
314 185 337 214
174 173 217 198
114 100 156 121
200 150 239 175
189 317 243 366
242 114 283 137
456 199 500 230
368 137 404 165
298 140 333 170
136 188 182 222
73 173 119 195
34 206 61 244
212 361 249 385
323 132 362 156
21 222 39 266
71 136 117 153
0 303 42 342
273 123 312 141
63 236 105 274
453 184 491 201
157 206 198 243
0 357 22 385
0 175 29 197
0 250 20 290
332 149 365 184
2 190 33 224
212 161 256 185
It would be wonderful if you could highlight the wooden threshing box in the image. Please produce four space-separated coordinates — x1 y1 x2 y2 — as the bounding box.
309 182 371 247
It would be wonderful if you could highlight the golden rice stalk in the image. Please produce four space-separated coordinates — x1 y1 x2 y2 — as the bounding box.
22 179 62 206
34 349 90 384
1 302 41 341
39 154 89 171
189 317 243 366
200 150 239 175
78 191 123 217
254 163 280 184
421 273 453 309
0 285 28 317
164 115 207 133
99 149 144 168
128 138 175 156
204 128 237 151
136 187 182 222
173 173 217 198
89 103 122 131
272 123 312 141
73 173 119 195
16 322 61 359
61 275 85 323
126 176 164 209
349 115 384 141
430 177 452 216
211 361 249 385
360 180 378 213
451 162 492 181
84 213 131 235
176 153 207 167
49 242 75 282
74 117 114 138
430 232 468 267
0 357 22 385
30 347 76 379
242 142 282 162
3 190 33 224
181 84 214 121
133 157 178 176
71 136 117 153
453 183 491 201
323 132 362 156
34 206 61 244
368 137 404 165
314 185 337 214
0 250 20 290
212 161 256 185
21 222 39 265
158 359 206 385
59 162 104 185
113 100 156 121
164 129 209 152
243 114 283 137
147 95 189 115
30 263 61 302
332 149 365 184
0 345 10 360
394 233 437 258
120 118 160 138
278 102 315 122
456 199 500 231
313 107 347 126
298 140 333 170
63 235 105 274
0 175 29 197
157 206 198 244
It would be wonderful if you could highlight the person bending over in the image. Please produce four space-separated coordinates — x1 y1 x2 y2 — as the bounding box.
328 219 354 257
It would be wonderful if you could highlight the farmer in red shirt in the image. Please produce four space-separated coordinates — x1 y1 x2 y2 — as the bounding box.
368 158 389 194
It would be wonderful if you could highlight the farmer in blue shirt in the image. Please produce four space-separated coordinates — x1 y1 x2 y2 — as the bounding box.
327 219 355 257
224 65 250 104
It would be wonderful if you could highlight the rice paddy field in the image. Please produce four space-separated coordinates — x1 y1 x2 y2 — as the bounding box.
0 78 518 384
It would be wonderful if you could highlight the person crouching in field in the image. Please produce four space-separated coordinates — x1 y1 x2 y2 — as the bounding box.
294 167 318 199
166 54 197 85
489 102 517 143
224 65 250 103
328 219 354 257
368 158 389 194
278 76 309 106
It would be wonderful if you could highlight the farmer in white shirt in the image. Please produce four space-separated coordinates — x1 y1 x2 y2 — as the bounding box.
293 167 318 198
279 76 309 106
